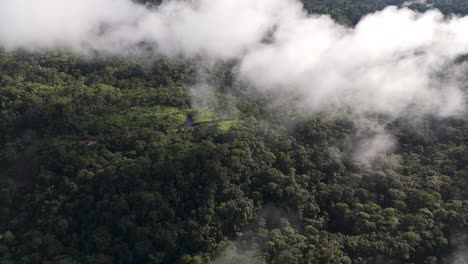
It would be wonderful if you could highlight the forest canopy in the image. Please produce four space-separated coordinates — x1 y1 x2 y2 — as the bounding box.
0 0 468 264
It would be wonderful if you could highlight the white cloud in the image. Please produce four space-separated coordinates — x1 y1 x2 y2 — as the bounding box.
2 0 468 164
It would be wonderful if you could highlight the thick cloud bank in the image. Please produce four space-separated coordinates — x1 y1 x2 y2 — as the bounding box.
0 0 299 59
240 6 468 118
2 0 468 163
1 0 468 116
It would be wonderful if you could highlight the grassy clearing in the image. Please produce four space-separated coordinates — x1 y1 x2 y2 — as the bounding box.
218 121 237 133
193 109 219 124
100 107 187 130
191 108 242 132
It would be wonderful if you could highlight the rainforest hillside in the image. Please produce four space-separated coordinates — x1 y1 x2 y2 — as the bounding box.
1 0 468 264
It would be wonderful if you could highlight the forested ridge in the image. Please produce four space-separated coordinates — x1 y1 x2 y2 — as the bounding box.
1 1 468 264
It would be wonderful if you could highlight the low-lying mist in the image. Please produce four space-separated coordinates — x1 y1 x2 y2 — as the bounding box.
2 0 468 165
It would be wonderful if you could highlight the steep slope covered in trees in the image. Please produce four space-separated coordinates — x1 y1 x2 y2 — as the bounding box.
0 1 468 264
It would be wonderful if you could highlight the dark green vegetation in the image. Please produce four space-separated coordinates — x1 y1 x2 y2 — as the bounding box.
303 0 407 25
303 0 468 25
2 1 468 264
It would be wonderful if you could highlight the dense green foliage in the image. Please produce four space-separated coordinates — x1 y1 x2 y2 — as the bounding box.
1 1 468 264
303 0 406 25
303 0 468 25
